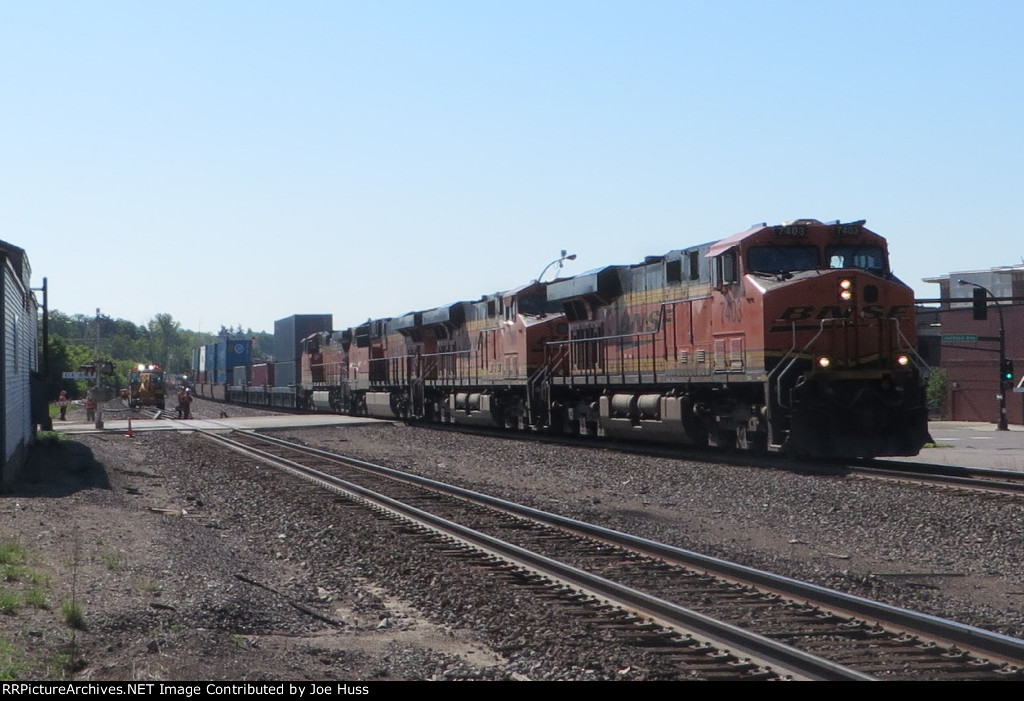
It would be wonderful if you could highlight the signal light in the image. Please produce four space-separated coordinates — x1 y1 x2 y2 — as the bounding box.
972 287 988 320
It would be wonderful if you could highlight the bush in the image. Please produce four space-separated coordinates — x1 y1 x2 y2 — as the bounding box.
926 368 948 418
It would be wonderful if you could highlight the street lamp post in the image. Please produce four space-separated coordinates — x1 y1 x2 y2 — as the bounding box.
958 279 1008 431
536 250 577 283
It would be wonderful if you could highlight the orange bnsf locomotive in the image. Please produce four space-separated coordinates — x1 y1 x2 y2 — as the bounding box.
203 218 930 459
541 218 930 458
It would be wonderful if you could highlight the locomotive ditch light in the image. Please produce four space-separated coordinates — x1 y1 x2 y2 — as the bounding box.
816 355 832 369
896 354 911 367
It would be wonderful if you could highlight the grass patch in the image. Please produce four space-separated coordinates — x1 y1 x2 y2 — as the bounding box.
0 593 20 615
62 601 86 630
0 542 26 566
24 588 48 610
99 552 124 572
36 431 67 445
26 570 50 588
1 565 27 582
0 637 22 681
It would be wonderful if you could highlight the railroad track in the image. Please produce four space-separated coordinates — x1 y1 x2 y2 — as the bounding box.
200 429 1024 681
421 423 1024 499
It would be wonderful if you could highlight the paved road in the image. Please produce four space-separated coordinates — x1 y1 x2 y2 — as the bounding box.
891 421 1024 473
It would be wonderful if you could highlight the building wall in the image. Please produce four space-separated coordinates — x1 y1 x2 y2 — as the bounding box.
934 284 1024 425
1 242 38 488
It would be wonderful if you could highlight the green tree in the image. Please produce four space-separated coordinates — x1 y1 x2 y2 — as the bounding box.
926 368 948 419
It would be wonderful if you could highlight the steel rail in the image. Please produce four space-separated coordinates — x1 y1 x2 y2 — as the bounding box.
203 430 874 681
234 430 1024 669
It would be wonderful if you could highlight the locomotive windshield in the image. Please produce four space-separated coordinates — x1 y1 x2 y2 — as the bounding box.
747 244 888 275
827 245 887 273
747 245 819 274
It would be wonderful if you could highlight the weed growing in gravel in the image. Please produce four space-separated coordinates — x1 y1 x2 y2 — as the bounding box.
24 588 48 610
0 542 26 566
0 637 22 680
27 570 49 588
61 601 86 630
0 593 20 615
1 565 26 582
100 552 124 572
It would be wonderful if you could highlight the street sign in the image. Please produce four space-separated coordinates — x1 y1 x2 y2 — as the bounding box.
61 372 96 379
940 334 978 343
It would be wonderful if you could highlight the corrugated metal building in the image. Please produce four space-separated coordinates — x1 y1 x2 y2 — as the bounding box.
1 240 39 487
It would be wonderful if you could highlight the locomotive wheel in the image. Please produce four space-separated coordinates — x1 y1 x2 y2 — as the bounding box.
736 426 768 453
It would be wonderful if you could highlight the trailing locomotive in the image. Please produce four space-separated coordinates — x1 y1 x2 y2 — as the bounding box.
193 219 931 459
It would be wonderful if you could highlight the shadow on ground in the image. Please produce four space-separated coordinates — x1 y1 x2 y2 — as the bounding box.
6 436 112 497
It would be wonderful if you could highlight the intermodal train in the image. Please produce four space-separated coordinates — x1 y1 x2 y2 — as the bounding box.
192 219 932 459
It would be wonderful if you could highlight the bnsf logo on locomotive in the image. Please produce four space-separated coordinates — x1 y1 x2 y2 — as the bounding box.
775 304 909 322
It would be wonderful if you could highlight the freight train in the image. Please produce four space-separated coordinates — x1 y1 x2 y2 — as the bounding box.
192 219 932 459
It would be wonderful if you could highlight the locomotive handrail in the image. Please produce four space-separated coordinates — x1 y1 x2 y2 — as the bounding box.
891 316 931 378
544 331 660 385
769 318 835 411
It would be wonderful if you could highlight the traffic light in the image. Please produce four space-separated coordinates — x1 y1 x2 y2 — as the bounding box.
972 287 988 320
1002 358 1014 384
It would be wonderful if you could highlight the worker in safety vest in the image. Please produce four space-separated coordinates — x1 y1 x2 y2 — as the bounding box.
177 387 193 419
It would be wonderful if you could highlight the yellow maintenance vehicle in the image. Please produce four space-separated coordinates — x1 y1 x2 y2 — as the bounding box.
128 364 166 410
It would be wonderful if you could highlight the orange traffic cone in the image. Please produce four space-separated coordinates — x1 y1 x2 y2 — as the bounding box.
126 416 134 438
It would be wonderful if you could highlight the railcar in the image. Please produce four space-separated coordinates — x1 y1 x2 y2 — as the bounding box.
195 218 931 459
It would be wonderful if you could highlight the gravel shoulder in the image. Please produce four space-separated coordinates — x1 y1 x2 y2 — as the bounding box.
3 400 1023 681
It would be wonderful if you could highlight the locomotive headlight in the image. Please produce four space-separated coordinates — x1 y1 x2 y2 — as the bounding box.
816 355 832 369
839 278 854 301
896 354 911 367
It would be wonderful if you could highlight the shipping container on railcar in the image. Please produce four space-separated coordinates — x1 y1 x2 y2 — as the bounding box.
267 314 333 408
542 219 930 458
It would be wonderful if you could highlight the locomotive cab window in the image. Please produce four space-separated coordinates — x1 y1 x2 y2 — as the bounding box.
748 245 819 274
713 249 739 287
826 245 887 273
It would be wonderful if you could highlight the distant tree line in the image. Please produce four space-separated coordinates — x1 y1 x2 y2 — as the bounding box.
40 311 273 399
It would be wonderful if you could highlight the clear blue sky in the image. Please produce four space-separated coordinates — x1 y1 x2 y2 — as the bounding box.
4 1 1022 333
